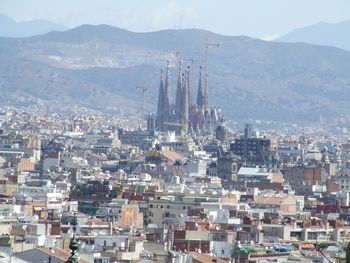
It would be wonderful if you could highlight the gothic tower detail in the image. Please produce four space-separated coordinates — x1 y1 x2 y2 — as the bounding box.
163 61 170 122
175 60 183 120
155 61 221 135
196 66 204 108
156 69 165 131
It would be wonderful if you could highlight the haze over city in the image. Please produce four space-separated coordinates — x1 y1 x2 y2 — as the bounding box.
0 1 350 263
1 0 350 39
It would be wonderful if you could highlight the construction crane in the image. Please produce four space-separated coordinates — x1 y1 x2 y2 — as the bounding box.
204 41 220 111
136 85 148 127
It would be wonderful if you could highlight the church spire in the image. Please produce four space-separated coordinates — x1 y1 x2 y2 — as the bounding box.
196 66 204 108
175 60 183 120
156 68 165 131
187 65 191 110
163 60 170 120
182 68 189 133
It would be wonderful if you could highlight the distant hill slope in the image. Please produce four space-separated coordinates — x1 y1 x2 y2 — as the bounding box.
0 13 66 37
1 24 350 123
277 20 350 51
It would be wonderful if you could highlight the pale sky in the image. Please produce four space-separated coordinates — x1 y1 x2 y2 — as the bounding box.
1 0 349 39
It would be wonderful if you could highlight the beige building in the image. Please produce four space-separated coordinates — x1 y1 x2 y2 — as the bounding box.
18 157 36 172
148 199 198 227
251 192 297 213
117 203 143 228
262 222 350 243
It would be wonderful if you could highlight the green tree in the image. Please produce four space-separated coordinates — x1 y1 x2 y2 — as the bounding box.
346 242 350 263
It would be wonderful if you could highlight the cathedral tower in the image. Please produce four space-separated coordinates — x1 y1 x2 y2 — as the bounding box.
156 69 165 131
175 60 183 120
196 66 204 108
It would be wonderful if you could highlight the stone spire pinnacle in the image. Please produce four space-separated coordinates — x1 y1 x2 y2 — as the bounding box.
187 65 191 110
175 60 183 119
196 66 204 108
163 61 170 120
156 68 165 131
182 68 189 127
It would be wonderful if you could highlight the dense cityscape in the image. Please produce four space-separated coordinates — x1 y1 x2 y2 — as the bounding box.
1 1 350 263
0 60 349 262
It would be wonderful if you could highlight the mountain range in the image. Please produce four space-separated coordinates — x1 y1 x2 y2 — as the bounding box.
0 13 66 38
277 20 350 52
1 24 350 124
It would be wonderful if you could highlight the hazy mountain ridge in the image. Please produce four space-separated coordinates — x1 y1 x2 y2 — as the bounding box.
0 13 66 38
1 24 350 123
277 20 350 51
